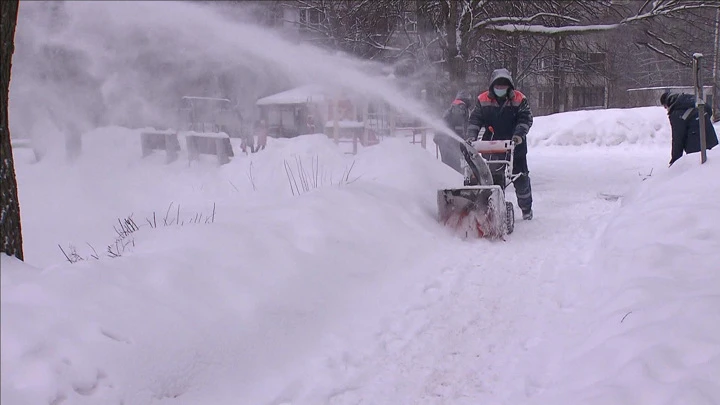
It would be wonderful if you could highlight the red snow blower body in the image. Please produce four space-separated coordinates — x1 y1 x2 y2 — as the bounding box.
437 139 519 240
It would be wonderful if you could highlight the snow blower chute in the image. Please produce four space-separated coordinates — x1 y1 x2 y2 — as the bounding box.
437 139 518 239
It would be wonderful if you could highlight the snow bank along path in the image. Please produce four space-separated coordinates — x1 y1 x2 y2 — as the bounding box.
3 107 718 404
518 149 720 405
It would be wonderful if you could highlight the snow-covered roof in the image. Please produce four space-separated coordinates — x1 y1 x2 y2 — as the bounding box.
180 131 230 139
256 85 328 106
182 96 231 102
626 86 712 92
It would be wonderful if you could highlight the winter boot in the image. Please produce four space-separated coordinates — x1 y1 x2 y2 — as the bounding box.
522 208 533 220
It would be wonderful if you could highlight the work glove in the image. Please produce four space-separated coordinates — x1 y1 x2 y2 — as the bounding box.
512 135 523 145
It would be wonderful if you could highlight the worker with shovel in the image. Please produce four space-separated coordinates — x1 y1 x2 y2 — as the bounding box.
467 68 534 220
660 91 718 166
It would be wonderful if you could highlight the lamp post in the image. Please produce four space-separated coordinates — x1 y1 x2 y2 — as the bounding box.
693 53 708 164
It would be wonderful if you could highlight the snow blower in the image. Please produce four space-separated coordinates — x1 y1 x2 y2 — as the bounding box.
437 139 518 240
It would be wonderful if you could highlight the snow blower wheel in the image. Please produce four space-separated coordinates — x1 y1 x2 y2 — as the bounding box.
505 201 514 235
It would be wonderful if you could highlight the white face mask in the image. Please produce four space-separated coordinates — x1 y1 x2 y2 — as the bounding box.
494 87 508 98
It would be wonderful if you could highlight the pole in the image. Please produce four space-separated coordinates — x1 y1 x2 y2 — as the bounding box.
333 97 339 144
362 99 369 146
693 53 708 164
713 7 720 122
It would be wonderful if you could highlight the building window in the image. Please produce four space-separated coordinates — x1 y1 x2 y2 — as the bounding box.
538 91 553 109
299 7 323 28
589 52 606 65
575 52 606 70
573 86 605 108
536 56 557 72
264 6 284 27
403 11 417 33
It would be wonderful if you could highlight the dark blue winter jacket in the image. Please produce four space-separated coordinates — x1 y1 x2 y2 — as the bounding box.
666 93 718 165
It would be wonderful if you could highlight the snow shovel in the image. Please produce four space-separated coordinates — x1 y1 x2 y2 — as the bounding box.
437 140 511 240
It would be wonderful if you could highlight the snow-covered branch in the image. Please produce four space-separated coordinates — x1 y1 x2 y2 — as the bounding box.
472 12 581 31
487 23 620 35
484 0 719 36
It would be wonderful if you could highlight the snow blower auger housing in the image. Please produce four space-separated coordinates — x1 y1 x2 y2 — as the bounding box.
437 139 519 240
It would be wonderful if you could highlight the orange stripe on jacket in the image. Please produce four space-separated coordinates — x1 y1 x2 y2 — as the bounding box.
512 90 526 104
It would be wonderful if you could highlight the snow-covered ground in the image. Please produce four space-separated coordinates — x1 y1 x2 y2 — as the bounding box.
3 107 719 405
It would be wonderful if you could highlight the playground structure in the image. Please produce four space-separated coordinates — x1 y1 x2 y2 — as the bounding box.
140 96 238 165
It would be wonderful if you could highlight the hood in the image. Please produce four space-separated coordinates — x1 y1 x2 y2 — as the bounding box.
489 68 515 90
488 68 515 99
454 89 473 106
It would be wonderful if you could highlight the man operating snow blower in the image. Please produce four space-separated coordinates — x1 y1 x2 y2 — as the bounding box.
466 68 534 220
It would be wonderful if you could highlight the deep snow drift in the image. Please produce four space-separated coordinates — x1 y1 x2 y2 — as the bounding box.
528 106 671 147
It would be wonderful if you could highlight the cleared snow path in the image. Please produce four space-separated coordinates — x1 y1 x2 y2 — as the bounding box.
296 147 666 405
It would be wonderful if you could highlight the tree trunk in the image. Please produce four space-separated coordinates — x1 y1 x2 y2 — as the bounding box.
510 35 520 81
1 0 23 261
445 0 467 88
445 0 459 85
